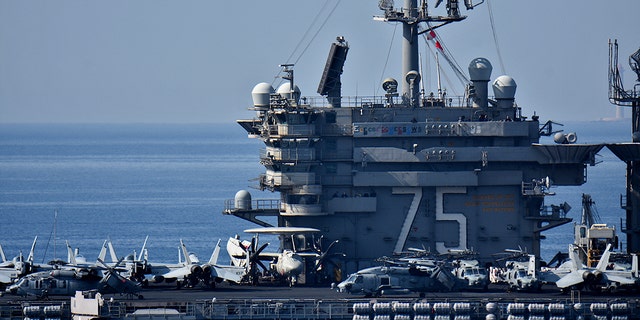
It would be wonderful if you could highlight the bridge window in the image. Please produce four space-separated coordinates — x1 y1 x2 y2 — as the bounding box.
287 194 319 205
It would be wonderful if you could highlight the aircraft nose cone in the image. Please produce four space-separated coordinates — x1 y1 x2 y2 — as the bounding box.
337 282 350 292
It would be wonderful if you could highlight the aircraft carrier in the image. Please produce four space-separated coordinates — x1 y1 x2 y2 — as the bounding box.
223 0 612 279
3 284 640 320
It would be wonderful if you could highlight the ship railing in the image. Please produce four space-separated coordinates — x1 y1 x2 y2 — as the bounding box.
301 95 471 108
223 198 280 212
263 124 315 137
259 173 320 190
539 205 568 219
260 147 316 162
99 299 339 320
70 298 640 320
521 181 554 197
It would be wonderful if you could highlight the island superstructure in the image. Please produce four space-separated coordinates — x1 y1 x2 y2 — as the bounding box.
224 0 602 277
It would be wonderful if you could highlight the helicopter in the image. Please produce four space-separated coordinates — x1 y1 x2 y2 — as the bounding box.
6 258 142 299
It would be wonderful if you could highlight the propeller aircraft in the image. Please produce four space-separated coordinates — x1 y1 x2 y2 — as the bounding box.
227 227 344 286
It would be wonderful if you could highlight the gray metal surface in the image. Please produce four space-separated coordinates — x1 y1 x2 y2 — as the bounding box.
223 0 603 280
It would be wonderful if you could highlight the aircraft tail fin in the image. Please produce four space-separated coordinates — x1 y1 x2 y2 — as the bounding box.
595 243 613 272
180 239 192 265
66 240 77 265
107 240 118 263
209 239 222 265
0 243 6 263
568 245 581 271
27 236 37 263
97 240 109 264
632 254 638 278
138 236 149 262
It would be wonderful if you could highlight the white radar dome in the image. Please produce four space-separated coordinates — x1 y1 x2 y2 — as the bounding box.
492 75 517 100
276 82 301 104
468 58 493 81
234 190 252 210
251 82 275 107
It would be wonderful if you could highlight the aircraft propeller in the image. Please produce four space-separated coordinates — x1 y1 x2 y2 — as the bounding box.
243 236 269 284
96 257 143 299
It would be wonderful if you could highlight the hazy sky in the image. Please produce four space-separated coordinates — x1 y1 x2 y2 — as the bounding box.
1 1 638 124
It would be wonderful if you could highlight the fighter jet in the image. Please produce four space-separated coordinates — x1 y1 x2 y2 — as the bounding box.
105 236 152 284
555 243 639 292
0 239 36 287
149 239 245 288
0 237 60 289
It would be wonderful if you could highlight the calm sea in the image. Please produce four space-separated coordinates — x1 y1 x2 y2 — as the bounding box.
0 120 632 265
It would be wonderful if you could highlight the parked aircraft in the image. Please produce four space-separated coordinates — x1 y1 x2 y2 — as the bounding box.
5 258 142 299
491 249 544 292
450 259 489 290
229 227 343 286
0 243 31 287
0 237 54 288
105 237 153 283
336 262 456 297
149 239 245 288
555 243 639 292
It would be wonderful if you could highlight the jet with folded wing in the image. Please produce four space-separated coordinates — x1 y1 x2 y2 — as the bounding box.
555 243 639 292
0 236 59 289
150 239 245 288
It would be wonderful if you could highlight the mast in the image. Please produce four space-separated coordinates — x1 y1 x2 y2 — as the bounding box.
402 0 420 105
375 0 468 107
607 39 640 253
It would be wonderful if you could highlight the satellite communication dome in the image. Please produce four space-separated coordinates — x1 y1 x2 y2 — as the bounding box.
382 78 398 93
405 70 421 83
492 75 517 100
234 190 252 210
468 58 493 81
276 82 301 104
251 82 275 107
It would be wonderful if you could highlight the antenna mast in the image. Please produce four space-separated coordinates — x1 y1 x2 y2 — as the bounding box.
375 0 473 107
607 39 640 253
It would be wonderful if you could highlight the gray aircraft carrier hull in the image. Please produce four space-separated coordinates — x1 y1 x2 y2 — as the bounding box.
2 285 640 319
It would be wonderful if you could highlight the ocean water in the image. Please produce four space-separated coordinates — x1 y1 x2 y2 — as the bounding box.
0 120 632 265
0 123 274 265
